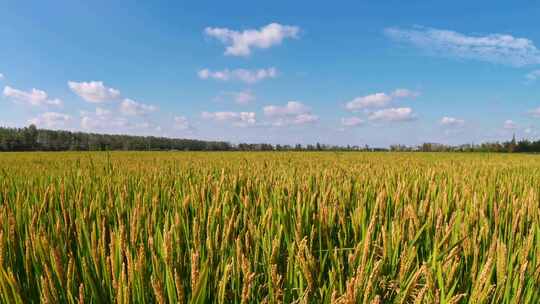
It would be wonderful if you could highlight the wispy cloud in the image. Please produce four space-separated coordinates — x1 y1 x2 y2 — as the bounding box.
119 99 157 116
264 101 309 117
174 116 193 131
385 26 540 67
28 112 71 128
80 108 129 131
346 93 392 111
368 107 416 122
440 116 465 127
68 81 121 103
215 90 256 105
198 68 277 84
345 89 419 112
503 119 517 129
341 117 364 127
392 89 420 98
205 23 300 56
201 111 257 127
3 86 62 107
525 70 540 83
530 107 540 118
263 101 319 126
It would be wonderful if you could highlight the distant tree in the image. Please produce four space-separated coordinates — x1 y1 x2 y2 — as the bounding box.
23 124 38 149
507 133 517 153
1 125 539 153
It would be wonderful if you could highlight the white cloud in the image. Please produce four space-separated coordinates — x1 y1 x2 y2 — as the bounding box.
232 90 256 105
134 122 162 132
205 23 300 56
198 68 277 84
80 117 98 130
263 101 309 117
80 107 131 130
68 81 120 103
440 116 465 127
526 70 540 83
95 107 111 117
345 93 392 111
81 115 128 130
291 114 319 125
341 117 364 127
0 73 4 80
198 69 229 81
80 116 95 129
80 106 161 134
120 99 157 116
201 111 256 127
503 120 517 129
385 27 540 67
80 107 112 119
345 89 418 112
263 101 318 126
28 112 71 128
268 114 319 127
368 107 416 122
216 90 256 105
392 88 420 98
530 107 540 118
174 116 192 130
3 86 62 106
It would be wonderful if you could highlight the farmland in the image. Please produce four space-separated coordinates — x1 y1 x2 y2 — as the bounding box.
1 152 540 303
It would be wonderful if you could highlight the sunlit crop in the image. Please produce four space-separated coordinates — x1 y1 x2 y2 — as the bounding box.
1 152 539 303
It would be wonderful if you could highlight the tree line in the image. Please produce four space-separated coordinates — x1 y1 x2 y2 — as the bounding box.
1 125 539 153
0 125 231 151
392 135 540 153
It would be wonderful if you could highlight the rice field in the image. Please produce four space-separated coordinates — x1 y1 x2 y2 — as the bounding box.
1 152 540 303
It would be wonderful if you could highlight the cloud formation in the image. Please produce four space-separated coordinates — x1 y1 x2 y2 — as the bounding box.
341 117 364 127
392 88 420 98
263 101 319 126
385 27 540 67
120 99 157 116
345 89 419 111
346 93 392 111
174 116 192 130
198 68 277 84
201 111 257 127
3 86 62 106
440 116 465 127
216 90 256 105
263 101 309 117
526 70 540 83
28 112 71 128
288 113 319 125
205 23 300 56
80 108 129 130
530 107 540 118
503 120 517 129
231 90 256 105
368 107 416 122
68 81 121 103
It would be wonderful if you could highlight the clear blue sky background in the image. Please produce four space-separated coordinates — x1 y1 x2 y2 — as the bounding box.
1 1 539 146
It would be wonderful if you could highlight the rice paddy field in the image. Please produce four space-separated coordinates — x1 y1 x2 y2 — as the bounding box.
1 152 540 303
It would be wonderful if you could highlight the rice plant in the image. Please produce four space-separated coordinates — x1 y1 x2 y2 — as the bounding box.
0 151 539 303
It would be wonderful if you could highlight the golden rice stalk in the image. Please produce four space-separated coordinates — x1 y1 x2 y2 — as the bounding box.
151 274 166 304
191 249 200 292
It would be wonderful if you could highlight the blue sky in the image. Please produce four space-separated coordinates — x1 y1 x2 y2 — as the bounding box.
1 1 540 146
